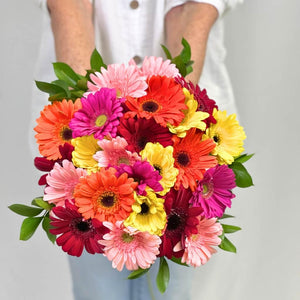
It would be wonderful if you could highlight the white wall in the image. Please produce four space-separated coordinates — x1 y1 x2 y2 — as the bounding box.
1 0 299 299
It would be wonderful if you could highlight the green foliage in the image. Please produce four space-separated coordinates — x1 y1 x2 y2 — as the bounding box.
156 257 170 294
19 217 43 241
128 267 150 279
90 48 107 71
42 215 56 244
230 161 254 188
219 213 235 220
8 204 43 217
218 236 237 253
222 224 242 234
31 197 53 211
234 153 254 164
169 256 189 267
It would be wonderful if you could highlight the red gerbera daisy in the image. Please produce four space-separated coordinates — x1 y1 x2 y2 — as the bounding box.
50 201 109 257
159 188 202 259
124 75 187 127
173 129 217 191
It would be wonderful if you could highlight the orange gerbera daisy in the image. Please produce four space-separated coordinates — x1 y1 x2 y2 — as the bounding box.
173 129 217 191
73 168 138 223
34 99 82 160
124 75 187 127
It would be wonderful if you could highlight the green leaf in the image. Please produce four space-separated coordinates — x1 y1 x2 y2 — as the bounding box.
90 48 107 71
76 78 88 91
230 162 254 188
222 224 242 234
161 44 172 60
180 38 191 62
42 216 56 243
128 267 150 279
35 81 67 96
156 257 170 294
51 80 71 97
234 153 254 164
169 256 189 267
19 217 43 241
70 90 85 99
31 197 53 211
48 92 69 102
172 56 187 77
219 213 235 219
8 204 43 217
53 62 80 88
218 236 237 253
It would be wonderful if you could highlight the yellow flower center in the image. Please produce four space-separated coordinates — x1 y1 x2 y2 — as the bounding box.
121 233 134 243
95 114 107 127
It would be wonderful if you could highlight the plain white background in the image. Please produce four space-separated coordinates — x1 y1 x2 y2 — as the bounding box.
1 0 299 299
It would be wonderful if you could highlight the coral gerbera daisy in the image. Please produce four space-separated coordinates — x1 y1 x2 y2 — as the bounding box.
71 134 101 174
190 165 236 218
140 142 178 196
173 129 217 191
124 189 166 236
73 168 138 223
44 160 86 206
99 221 161 271
168 88 209 138
50 201 109 257
124 75 187 127
117 117 173 153
34 99 82 160
159 188 202 259
69 88 124 140
176 216 223 267
203 109 246 165
87 64 148 98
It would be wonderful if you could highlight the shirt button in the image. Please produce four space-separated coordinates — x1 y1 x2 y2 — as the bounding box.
130 0 139 9
132 55 142 65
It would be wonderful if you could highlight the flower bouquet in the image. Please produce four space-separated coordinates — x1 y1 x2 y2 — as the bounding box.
9 39 253 293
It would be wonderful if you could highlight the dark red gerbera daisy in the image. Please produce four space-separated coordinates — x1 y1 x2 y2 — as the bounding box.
49 201 109 257
159 187 202 259
117 117 173 153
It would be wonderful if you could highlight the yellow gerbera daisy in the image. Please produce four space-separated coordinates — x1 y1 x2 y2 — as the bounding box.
124 189 166 236
71 135 101 173
140 143 178 195
168 88 209 137
203 109 246 165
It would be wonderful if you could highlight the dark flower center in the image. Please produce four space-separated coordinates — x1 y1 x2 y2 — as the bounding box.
166 208 187 236
142 100 159 113
98 192 116 207
153 164 162 175
140 202 150 214
60 126 73 141
137 136 148 150
75 220 91 232
213 135 220 143
176 152 190 167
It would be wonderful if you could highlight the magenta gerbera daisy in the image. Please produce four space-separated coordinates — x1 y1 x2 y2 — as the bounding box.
87 64 148 98
159 187 202 259
99 221 161 271
117 117 173 153
50 201 109 257
115 161 163 195
69 88 124 140
190 165 236 218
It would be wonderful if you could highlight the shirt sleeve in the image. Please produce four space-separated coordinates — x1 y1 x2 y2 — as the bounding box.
165 0 243 17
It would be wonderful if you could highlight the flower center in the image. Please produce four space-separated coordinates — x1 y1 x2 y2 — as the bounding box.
201 182 214 199
95 114 107 127
98 191 116 207
153 164 162 175
121 232 134 243
140 202 149 214
117 156 130 165
137 136 148 150
213 135 220 143
75 220 91 232
60 126 73 141
176 151 190 167
167 213 182 231
142 100 159 113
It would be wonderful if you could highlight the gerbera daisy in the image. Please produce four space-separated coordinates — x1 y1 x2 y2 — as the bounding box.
140 143 178 196
190 165 236 218
73 168 138 223
124 75 187 127
93 136 140 168
87 64 147 98
124 189 166 236
34 99 82 160
203 109 246 165
71 134 101 173
168 88 209 137
44 160 86 206
117 117 173 153
50 201 108 257
173 129 217 191
115 161 163 196
69 88 124 140
177 216 223 267
140 56 179 78
159 188 202 259
99 221 161 271
34 143 74 185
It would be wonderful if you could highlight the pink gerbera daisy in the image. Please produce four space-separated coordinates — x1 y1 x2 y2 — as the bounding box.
69 88 124 140
93 136 140 167
190 165 236 218
87 64 148 98
50 201 109 257
175 216 222 267
99 221 161 271
44 160 86 206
